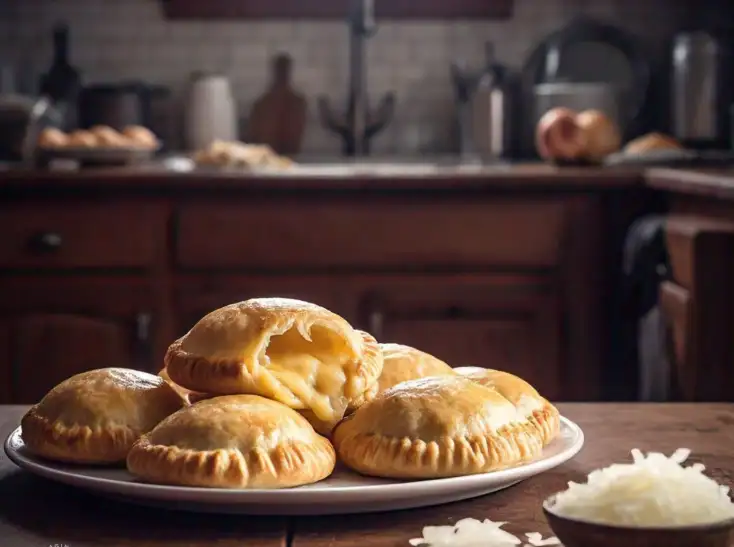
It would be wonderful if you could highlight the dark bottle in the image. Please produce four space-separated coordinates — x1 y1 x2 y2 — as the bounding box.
39 23 81 128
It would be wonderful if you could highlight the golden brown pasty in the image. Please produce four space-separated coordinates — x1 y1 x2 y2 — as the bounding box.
375 343 456 393
21 368 185 464
126 394 336 488
454 367 560 445
332 375 544 479
164 298 384 430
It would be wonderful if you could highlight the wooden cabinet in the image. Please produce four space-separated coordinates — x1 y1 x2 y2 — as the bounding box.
0 204 160 270
162 0 513 19
660 216 734 401
358 275 561 398
0 278 157 404
176 199 567 270
0 175 636 403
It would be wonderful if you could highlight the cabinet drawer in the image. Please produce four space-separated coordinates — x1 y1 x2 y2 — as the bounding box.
0 204 162 269
176 199 569 270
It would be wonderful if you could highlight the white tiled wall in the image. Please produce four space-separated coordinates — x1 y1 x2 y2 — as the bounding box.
0 0 697 154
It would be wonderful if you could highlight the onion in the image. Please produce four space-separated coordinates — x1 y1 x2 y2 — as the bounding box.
535 107 588 162
575 109 621 161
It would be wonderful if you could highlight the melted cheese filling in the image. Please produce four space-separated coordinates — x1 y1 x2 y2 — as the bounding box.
265 326 352 424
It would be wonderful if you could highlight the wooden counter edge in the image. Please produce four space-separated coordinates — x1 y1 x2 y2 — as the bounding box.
0 166 643 192
646 168 734 200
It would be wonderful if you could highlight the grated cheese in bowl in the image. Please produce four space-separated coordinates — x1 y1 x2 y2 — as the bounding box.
407 518 560 547
548 448 734 527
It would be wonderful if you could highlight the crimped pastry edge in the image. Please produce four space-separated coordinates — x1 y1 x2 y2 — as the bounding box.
333 416 545 480
165 329 383 423
20 406 138 464
126 432 336 489
528 402 561 446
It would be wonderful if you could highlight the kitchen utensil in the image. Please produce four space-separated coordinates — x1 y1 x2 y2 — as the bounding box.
543 494 734 547
5 416 583 515
470 41 515 160
247 53 307 155
671 31 734 149
521 17 651 154
450 60 481 156
184 72 238 152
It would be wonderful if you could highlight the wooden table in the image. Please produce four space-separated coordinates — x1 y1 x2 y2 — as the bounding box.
1 403 732 546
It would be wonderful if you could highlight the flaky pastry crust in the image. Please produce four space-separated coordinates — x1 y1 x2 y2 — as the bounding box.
158 367 211 406
21 368 185 464
376 343 456 393
126 395 336 489
164 298 383 429
332 376 544 479
454 367 560 445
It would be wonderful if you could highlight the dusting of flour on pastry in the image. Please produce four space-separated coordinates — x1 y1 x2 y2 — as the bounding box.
407 518 559 547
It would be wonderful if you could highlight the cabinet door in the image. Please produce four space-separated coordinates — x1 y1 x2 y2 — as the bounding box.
359 275 562 399
0 279 156 404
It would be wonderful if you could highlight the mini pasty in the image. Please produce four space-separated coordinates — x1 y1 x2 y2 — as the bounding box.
21 368 185 464
126 394 336 488
454 367 560 445
376 343 456 393
332 375 544 479
164 298 384 430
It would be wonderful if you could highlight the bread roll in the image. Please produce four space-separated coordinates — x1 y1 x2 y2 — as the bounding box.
90 125 129 147
123 125 159 148
38 127 68 148
624 133 682 155
66 130 98 148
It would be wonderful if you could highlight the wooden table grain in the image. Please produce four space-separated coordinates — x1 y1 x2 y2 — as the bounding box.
2 403 733 547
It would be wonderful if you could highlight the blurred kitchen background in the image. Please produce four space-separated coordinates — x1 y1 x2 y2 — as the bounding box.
0 0 732 157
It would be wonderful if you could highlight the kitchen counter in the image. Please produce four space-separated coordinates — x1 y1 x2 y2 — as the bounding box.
0 163 643 192
1 403 732 546
647 168 734 200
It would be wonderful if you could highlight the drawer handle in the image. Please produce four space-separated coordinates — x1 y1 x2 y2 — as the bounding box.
28 232 63 253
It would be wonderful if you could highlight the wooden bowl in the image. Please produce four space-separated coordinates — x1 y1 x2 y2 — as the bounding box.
543 495 734 547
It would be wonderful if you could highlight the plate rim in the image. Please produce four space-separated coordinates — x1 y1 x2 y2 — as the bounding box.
4 416 584 502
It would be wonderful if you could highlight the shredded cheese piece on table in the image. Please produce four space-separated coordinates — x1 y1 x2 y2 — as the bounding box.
407 517 559 547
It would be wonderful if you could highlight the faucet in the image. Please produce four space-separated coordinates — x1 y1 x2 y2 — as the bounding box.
318 0 395 157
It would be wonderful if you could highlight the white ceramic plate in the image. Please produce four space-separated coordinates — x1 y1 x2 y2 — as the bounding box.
4 417 583 515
